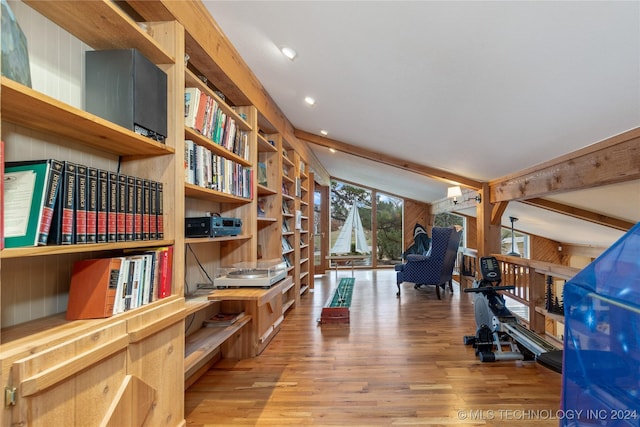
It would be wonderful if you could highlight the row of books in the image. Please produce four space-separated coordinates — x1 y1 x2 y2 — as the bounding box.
185 140 253 199
66 246 173 320
282 236 294 253
184 87 250 161
4 159 164 248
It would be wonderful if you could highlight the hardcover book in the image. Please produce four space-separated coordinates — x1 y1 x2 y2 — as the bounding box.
107 172 118 243
66 257 124 320
3 160 50 248
75 164 88 244
156 182 164 240
117 174 127 241
86 167 98 244
149 180 157 240
97 169 109 243
60 161 76 245
125 175 135 241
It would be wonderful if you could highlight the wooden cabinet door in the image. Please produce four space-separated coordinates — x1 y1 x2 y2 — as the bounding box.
126 298 185 427
9 321 128 427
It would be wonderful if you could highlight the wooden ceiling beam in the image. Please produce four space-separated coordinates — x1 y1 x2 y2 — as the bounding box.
490 127 640 203
491 201 509 226
522 197 635 231
295 129 483 190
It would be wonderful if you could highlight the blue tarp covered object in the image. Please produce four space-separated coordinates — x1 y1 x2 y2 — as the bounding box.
561 222 640 426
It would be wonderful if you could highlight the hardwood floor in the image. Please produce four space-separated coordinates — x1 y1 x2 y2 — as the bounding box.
185 269 562 426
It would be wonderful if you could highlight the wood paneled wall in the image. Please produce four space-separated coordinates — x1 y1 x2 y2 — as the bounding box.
531 235 563 265
403 199 430 251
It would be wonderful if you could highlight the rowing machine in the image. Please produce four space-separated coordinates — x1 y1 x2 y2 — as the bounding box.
463 257 561 371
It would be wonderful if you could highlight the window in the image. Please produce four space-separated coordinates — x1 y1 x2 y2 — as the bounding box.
376 192 403 265
501 227 530 258
330 181 372 265
434 212 465 247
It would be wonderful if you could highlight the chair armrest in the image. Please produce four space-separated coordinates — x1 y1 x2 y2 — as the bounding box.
406 254 430 262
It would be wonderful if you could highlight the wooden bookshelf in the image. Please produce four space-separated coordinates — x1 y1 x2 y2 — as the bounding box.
0 3 185 426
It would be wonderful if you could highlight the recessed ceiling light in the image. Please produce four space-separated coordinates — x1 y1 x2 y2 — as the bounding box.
280 46 297 61
320 130 328 136
329 148 336 153
304 96 316 106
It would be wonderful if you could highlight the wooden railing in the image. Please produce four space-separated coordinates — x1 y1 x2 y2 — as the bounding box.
458 250 581 344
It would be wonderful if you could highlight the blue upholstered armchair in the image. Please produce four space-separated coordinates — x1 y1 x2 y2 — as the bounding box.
395 226 462 298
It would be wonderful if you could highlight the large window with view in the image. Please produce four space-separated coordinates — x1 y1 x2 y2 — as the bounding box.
330 181 372 266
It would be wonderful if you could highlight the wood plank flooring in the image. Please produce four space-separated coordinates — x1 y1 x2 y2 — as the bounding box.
185 269 562 426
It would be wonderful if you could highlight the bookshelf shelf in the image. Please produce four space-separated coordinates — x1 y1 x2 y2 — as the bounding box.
23 0 175 65
257 184 278 196
282 174 295 184
184 296 215 317
184 183 252 203
184 235 251 245
0 239 175 259
281 278 295 294
257 217 278 224
1 295 182 352
282 153 294 167
1 78 174 157
257 133 278 152
184 314 252 380
282 299 295 314
185 127 251 167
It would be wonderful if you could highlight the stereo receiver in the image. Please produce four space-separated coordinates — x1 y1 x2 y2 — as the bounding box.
185 216 242 237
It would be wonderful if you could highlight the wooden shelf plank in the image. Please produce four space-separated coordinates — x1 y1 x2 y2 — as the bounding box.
184 314 251 377
1 78 174 157
184 183 252 203
0 296 182 352
23 0 174 64
257 184 278 196
184 235 251 245
535 306 565 323
257 133 277 152
282 299 295 314
0 239 174 259
281 278 295 294
184 296 216 317
257 217 278 225
185 127 251 167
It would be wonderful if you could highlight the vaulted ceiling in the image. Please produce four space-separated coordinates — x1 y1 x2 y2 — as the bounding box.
202 1 640 249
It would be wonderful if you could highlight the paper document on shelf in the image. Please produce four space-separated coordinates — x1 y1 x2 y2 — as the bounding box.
4 170 37 237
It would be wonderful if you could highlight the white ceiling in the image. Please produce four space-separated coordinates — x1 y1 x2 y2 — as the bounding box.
204 1 640 248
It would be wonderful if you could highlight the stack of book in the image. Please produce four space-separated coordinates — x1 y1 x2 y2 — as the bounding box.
184 87 250 161
3 159 164 248
203 311 245 327
184 139 253 199
66 246 173 320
